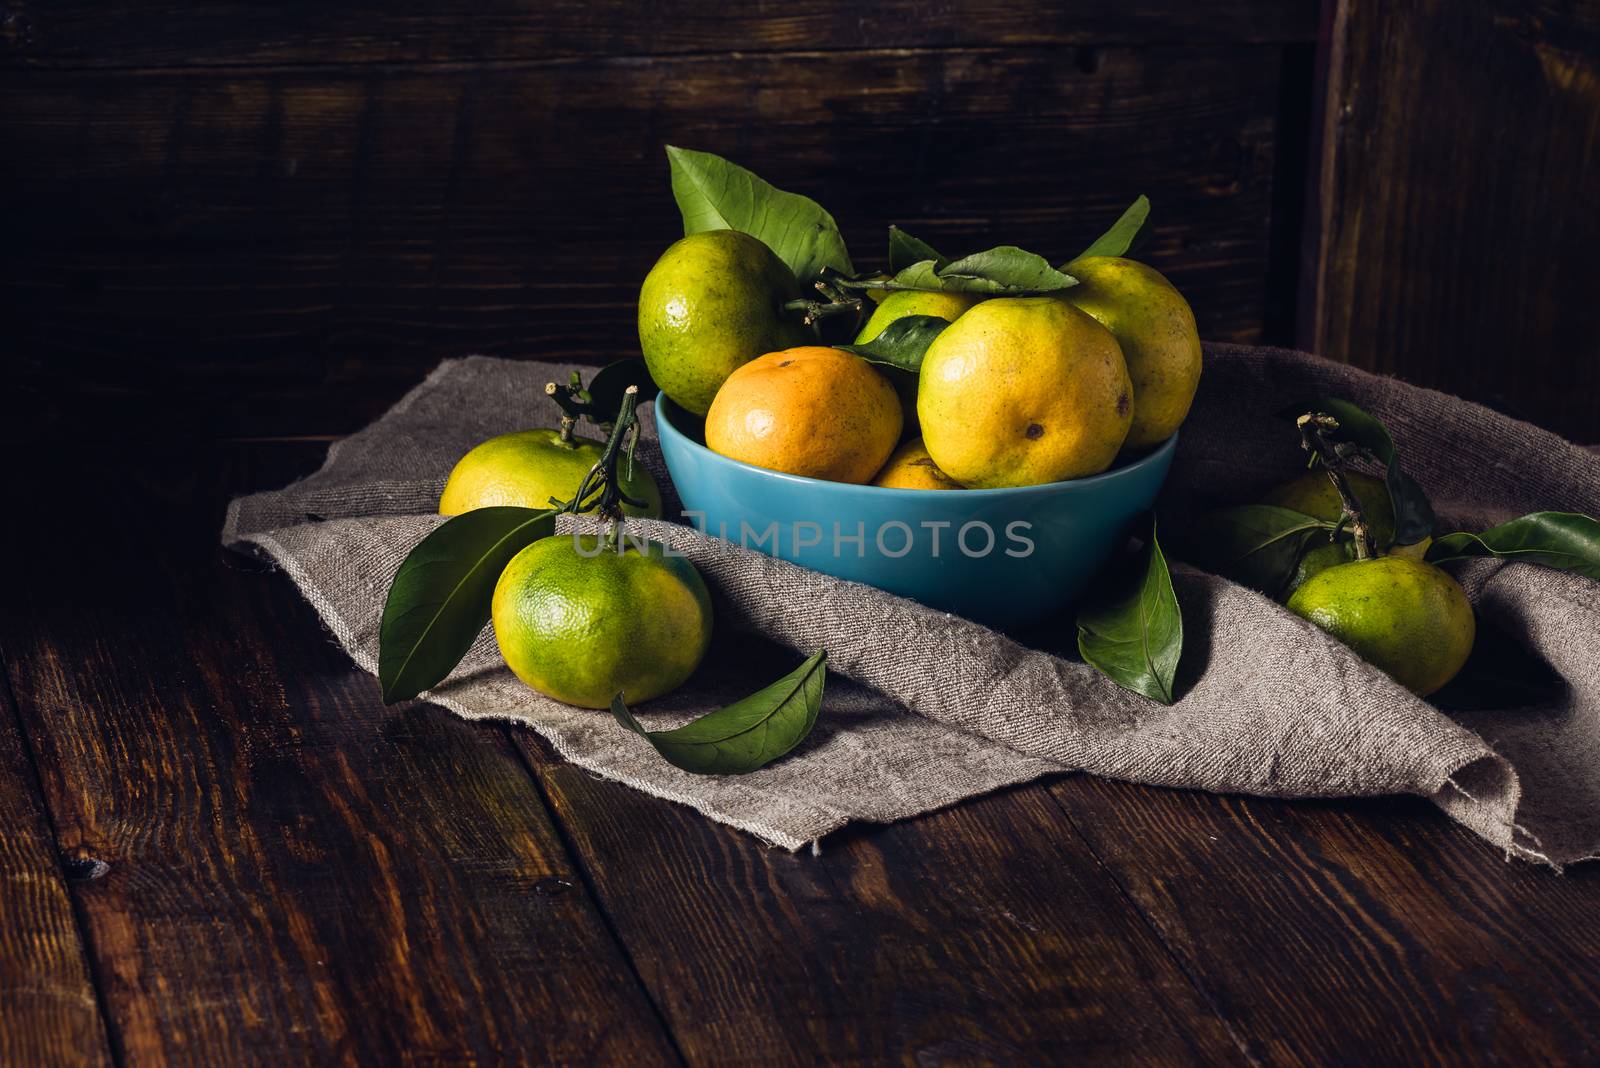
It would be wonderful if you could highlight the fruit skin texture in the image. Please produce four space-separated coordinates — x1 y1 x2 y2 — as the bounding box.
638 230 810 415
492 534 713 708
855 290 981 438
872 438 964 490
705 347 903 484
854 290 981 344
1060 256 1202 450
1287 556 1475 697
440 429 662 518
917 296 1133 488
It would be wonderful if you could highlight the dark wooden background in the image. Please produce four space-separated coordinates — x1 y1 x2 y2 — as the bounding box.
5 6 1600 1065
4 1 1305 440
6 1 1595 441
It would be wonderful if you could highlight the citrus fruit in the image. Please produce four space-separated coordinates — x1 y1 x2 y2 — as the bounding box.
705 346 902 483
439 429 662 518
1262 470 1397 589
1264 470 1397 539
1286 555 1475 696
917 297 1132 488
854 290 980 344
638 230 810 415
1261 469 1432 590
1060 256 1202 450
872 438 963 490
492 534 713 708
855 290 981 438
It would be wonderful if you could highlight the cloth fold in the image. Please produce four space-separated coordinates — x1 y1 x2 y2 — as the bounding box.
223 346 1600 867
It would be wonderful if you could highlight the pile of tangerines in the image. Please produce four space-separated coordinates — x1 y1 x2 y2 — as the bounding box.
638 229 1203 491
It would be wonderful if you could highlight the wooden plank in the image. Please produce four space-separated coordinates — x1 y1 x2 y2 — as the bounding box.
1047 776 1600 1066
511 724 1246 1065
1305 0 1600 441
1 442 680 1066
0 679 114 1068
2 42 1292 436
1 1 1321 70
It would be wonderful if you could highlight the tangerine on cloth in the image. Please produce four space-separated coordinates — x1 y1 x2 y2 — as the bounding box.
223 346 1600 868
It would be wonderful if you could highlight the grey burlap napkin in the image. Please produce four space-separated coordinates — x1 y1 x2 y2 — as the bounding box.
222 346 1600 867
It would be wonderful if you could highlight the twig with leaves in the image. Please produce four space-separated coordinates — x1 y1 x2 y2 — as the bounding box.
1296 412 1377 560
549 385 650 537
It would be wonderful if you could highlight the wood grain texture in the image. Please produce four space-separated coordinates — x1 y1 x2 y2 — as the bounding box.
0 1 1320 69
8 434 1600 1064
2 42 1292 437
0 679 114 1067
1306 0 1600 441
513 720 1244 1066
1 443 680 1066
1047 776 1600 1067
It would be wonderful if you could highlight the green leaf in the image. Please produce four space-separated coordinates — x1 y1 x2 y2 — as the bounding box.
1077 522 1183 704
665 145 853 283
1075 195 1152 260
890 259 949 290
940 246 1077 293
1425 512 1600 579
379 507 556 704
1281 397 1436 546
890 249 1076 295
1183 505 1340 600
888 226 948 273
611 650 828 774
888 264 1013 294
838 314 951 373
584 358 658 422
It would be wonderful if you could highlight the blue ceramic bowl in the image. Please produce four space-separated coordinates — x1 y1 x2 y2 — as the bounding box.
655 393 1177 629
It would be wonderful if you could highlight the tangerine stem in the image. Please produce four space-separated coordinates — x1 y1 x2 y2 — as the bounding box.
546 381 587 443
781 296 864 328
1297 412 1376 560
550 385 642 523
832 277 940 293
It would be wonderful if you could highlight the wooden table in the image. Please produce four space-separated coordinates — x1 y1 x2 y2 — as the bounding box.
5 434 1600 1067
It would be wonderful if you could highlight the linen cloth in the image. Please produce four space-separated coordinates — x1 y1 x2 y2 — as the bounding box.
222 346 1600 867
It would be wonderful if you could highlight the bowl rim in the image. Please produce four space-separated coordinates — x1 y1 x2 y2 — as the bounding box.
655 391 1178 498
